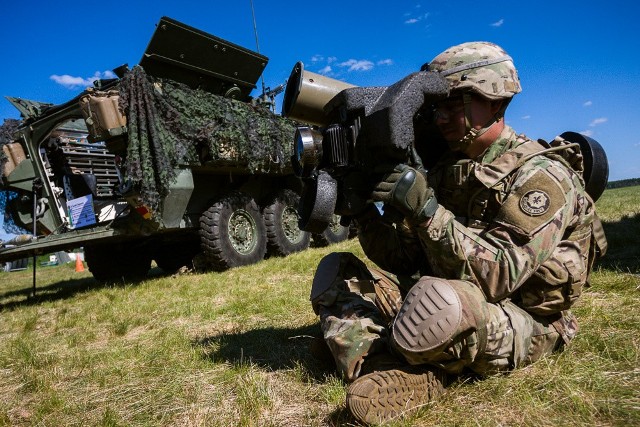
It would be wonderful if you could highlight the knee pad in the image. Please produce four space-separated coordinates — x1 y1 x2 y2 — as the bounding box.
392 277 462 354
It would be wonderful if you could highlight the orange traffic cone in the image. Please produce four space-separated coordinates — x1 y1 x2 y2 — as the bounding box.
75 255 85 272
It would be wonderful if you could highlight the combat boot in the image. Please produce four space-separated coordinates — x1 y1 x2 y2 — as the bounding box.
346 365 447 425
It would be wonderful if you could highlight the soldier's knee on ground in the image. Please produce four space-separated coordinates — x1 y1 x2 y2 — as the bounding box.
310 252 402 316
310 252 374 314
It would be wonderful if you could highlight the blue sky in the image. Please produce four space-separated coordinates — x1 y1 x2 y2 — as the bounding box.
0 0 638 181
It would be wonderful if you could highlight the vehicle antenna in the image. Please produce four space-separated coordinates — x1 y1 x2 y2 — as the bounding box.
249 0 267 95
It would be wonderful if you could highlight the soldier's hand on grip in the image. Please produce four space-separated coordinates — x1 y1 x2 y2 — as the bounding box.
371 164 438 225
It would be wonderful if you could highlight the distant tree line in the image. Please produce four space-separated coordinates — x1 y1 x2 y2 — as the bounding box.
606 178 640 189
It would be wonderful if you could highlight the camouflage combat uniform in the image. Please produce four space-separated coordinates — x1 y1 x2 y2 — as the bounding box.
311 125 606 381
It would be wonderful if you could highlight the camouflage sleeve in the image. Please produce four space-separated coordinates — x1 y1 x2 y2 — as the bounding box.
417 158 581 302
355 207 426 276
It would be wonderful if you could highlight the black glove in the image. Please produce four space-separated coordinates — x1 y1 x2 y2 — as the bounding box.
371 164 438 224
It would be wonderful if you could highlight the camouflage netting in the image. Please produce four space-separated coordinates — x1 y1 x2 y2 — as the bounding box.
0 190 26 235
0 119 27 235
0 118 21 179
118 65 297 213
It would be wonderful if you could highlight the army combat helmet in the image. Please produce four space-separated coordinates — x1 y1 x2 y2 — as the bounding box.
422 41 521 151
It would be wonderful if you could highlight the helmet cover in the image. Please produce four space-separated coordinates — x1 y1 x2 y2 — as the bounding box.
424 42 521 100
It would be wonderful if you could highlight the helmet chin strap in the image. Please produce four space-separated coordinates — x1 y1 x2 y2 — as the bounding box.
449 92 509 153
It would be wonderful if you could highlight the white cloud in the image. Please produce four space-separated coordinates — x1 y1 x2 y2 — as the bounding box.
405 12 429 25
521 115 531 119
491 19 504 27
338 59 374 72
580 130 594 137
583 100 593 107
50 75 88 88
50 70 116 89
589 117 608 127
313 56 393 74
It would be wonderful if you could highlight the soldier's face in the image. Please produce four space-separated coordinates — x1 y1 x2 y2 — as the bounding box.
433 95 496 146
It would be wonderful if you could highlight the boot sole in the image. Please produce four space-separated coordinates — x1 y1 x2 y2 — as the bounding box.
346 367 445 424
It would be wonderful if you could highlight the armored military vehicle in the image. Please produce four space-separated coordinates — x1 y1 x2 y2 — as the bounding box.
0 17 350 282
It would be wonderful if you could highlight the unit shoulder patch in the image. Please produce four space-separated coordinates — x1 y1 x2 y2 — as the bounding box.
494 169 567 236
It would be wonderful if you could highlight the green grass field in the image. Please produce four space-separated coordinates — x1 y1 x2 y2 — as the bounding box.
1 186 638 426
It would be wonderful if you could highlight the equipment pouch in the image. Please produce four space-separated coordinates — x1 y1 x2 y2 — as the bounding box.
79 89 127 143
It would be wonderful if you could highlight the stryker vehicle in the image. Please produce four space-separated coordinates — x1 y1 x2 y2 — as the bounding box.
0 17 350 282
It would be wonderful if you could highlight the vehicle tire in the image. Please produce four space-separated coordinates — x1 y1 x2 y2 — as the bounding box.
154 239 200 273
85 242 152 283
263 189 311 256
312 214 351 246
199 192 267 270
